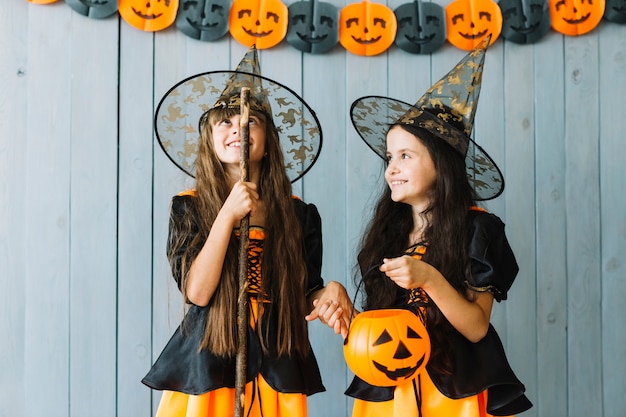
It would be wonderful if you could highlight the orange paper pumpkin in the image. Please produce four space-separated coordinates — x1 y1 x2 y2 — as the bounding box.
446 0 502 50
27 0 58 4
339 1 398 56
229 0 289 49
549 0 605 35
343 309 430 387
119 0 179 31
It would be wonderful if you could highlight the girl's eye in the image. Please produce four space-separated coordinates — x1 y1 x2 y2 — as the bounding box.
402 153 410 159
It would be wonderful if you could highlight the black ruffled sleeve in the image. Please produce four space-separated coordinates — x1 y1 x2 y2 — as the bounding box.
167 194 202 292
466 211 519 302
293 198 325 296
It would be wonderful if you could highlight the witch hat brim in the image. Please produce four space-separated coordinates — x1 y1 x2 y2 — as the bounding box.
154 47 322 183
350 36 504 201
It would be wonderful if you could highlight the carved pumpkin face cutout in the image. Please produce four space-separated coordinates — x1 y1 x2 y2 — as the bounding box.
65 0 118 18
229 0 289 49
446 0 502 50
394 1 446 54
119 0 179 31
287 0 339 54
498 0 550 43
549 0 605 34
604 0 626 22
176 0 231 41
339 1 398 56
344 309 431 387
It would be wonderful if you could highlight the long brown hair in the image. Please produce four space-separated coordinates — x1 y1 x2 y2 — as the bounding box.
170 105 310 357
357 123 477 374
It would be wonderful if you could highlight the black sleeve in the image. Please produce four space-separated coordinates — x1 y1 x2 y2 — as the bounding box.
167 195 202 292
466 211 519 302
293 199 325 296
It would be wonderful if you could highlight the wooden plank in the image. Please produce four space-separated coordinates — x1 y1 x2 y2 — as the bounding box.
344 34 391 415
534 31 568 417
117 24 157 417
502 41 537 416
0 1 28 417
301 46 351 416
23 3 72 416
598 23 626 416
475 40 509 335
564 34 603 417
67 12 119 417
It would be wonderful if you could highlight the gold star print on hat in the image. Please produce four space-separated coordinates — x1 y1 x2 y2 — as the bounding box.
155 46 322 183
350 36 504 201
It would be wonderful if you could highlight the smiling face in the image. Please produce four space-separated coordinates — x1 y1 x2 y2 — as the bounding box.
209 111 267 179
339 1 398 56
119 0 179 31
65 0 118 18
549 0 605 35
287 0 339 54
385 126 437 212
498 0 550 43
229 0 289 48
394 1 446 54
176 0 230 41
446 0 502 50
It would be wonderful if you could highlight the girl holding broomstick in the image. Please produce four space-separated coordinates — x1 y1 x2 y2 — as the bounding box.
142 47 352 417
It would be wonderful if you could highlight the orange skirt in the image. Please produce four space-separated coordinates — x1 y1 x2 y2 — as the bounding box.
155 374 307 417
154 299 308 417
352 371 512 417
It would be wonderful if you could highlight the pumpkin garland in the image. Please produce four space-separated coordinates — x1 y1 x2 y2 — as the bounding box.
30 0 623 51
338 0 398 56
119 0 180 32
229 0 289 49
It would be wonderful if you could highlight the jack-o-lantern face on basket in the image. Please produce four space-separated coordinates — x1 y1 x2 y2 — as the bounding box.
176 0 231 41
394 0 446 54
65 0 118 18
287 0 339 54
498 0 550 43
229 0 289 49
119 0 179 31
339 1 398 56
604 0 626 22
446 0 502 50
549 0 605 34
344 309 431 387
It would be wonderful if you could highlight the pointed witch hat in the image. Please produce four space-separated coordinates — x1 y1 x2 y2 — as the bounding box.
350 36 504 200
155 46 322 183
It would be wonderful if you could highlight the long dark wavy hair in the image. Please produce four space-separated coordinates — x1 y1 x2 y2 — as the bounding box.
169 104 310 358
356 122 478 374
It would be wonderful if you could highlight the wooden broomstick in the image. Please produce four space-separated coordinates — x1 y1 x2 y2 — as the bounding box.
234 87 251 417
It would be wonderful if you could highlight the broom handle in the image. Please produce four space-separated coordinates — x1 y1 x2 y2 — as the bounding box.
234 87 251 417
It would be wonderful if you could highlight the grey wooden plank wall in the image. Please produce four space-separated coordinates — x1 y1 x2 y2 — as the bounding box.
1 1 624 417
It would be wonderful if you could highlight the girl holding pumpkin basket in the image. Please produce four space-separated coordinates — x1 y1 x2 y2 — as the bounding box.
142 47 352 417
342 37 533 416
